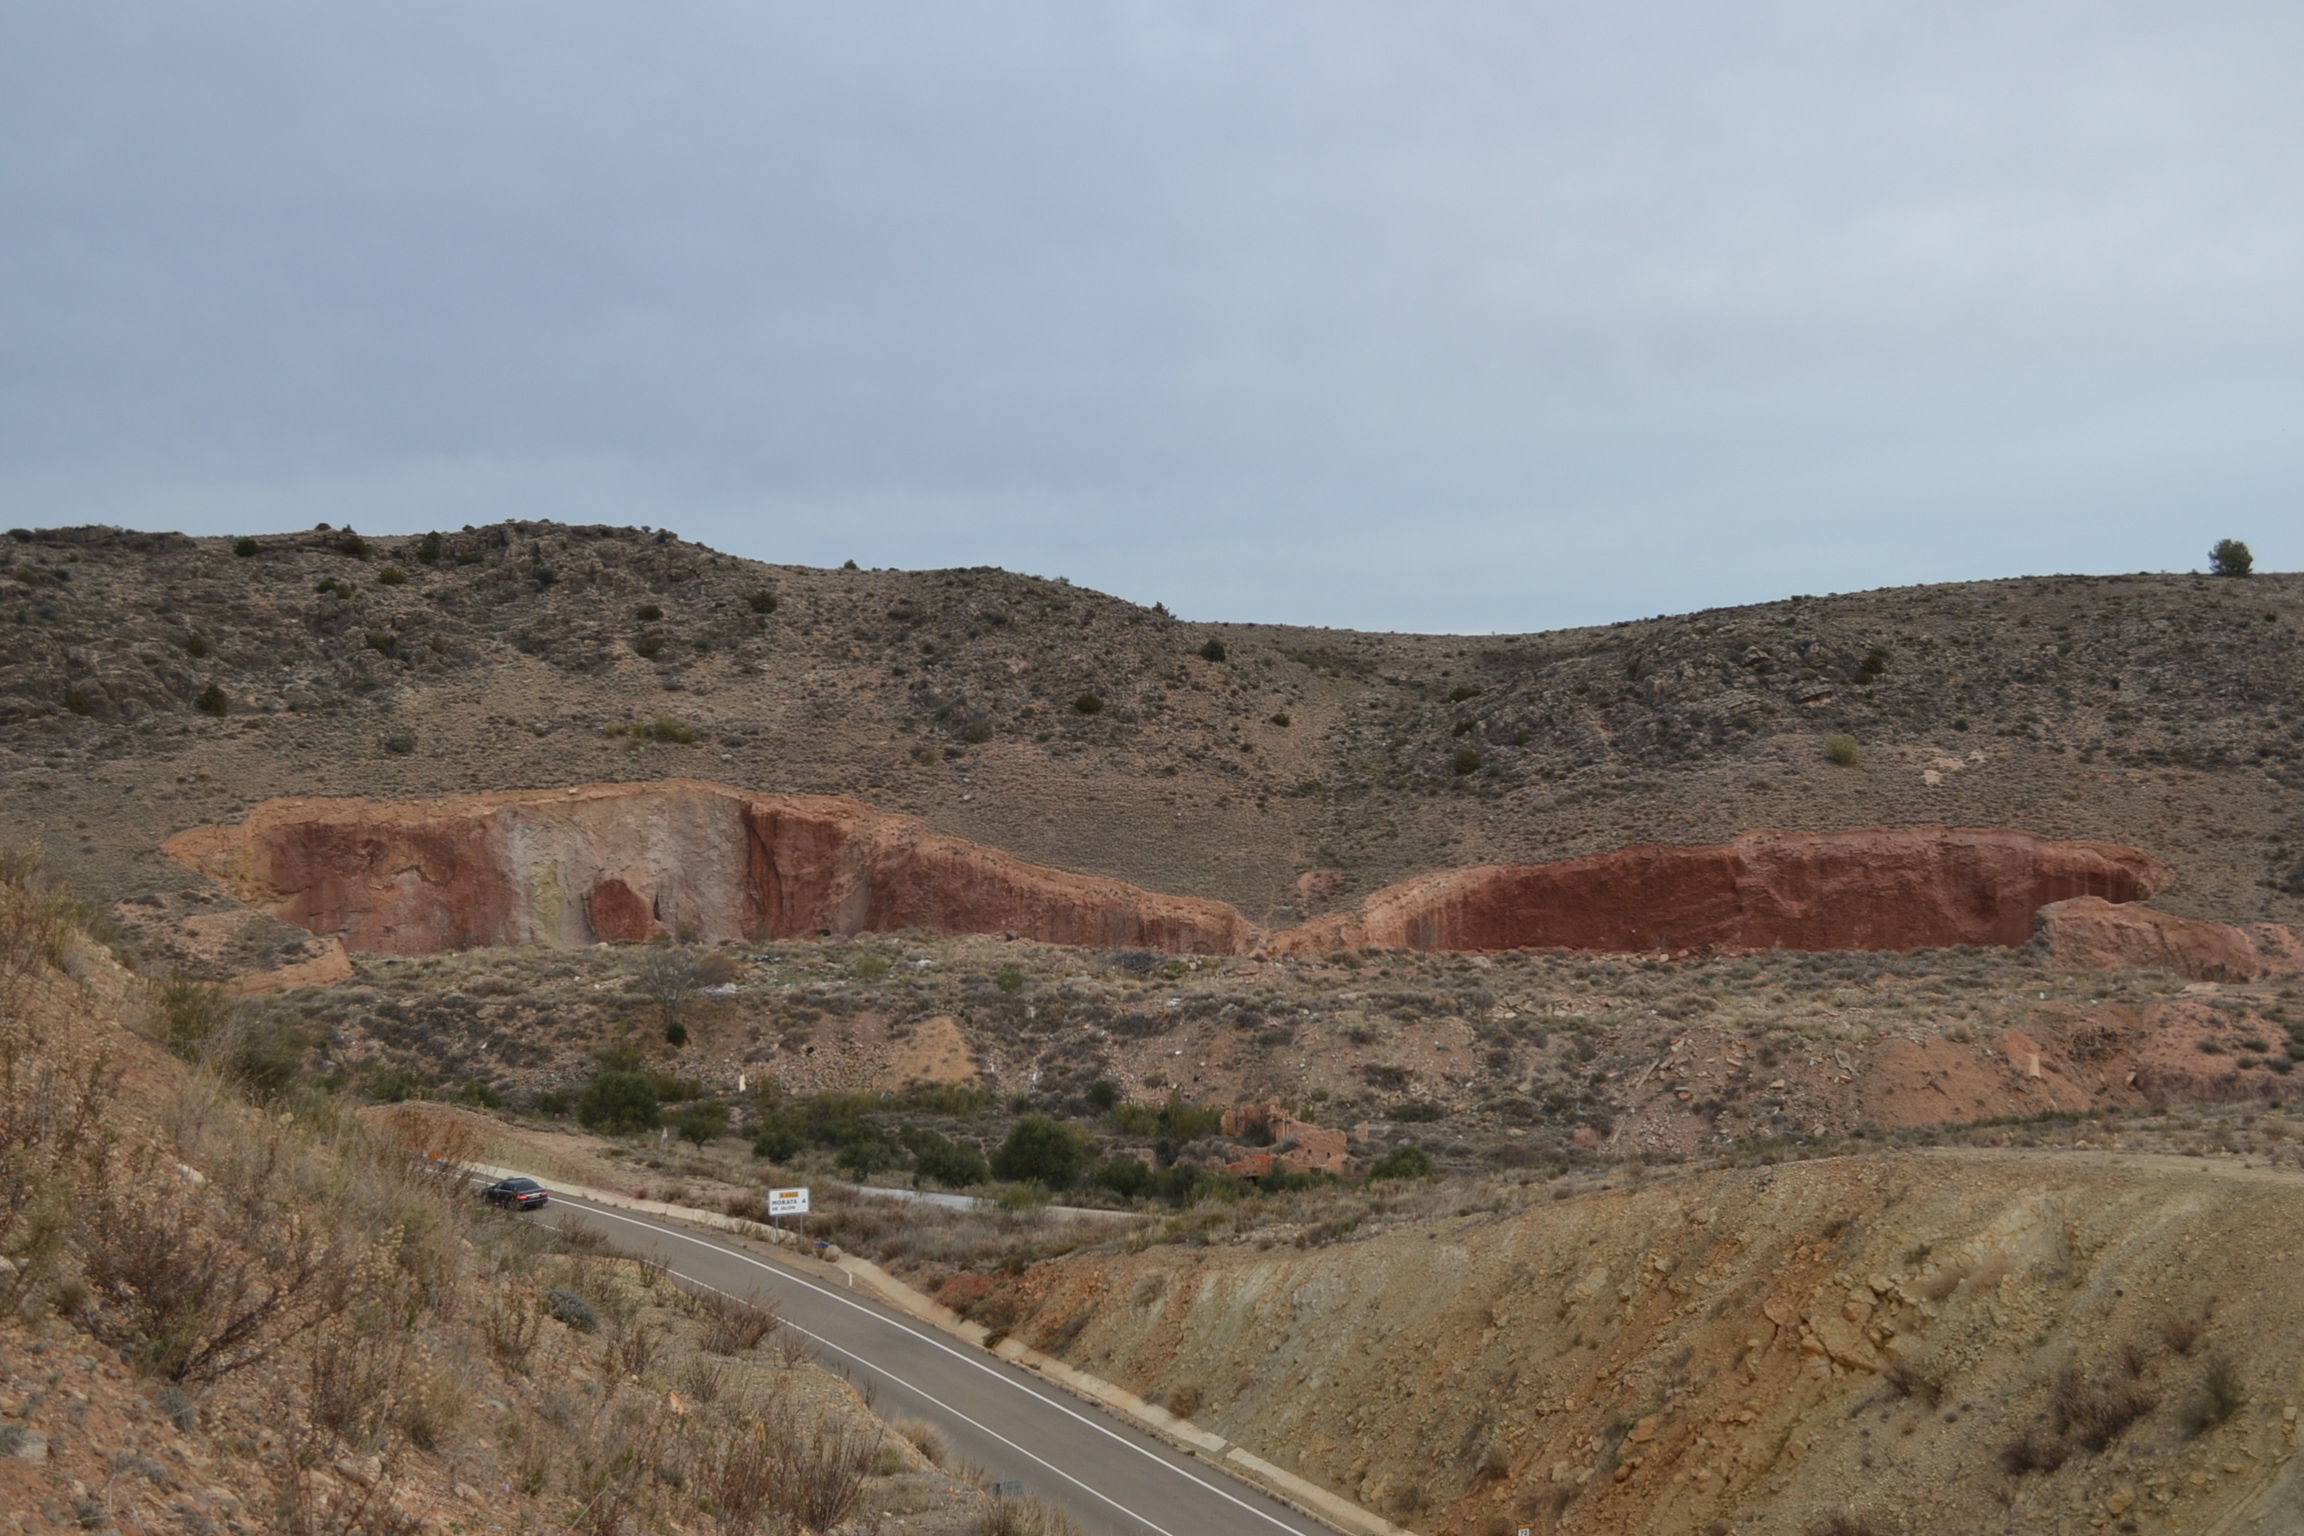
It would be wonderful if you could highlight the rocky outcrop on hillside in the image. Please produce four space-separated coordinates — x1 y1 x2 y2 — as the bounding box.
1267 827 2170 955
164 779 1253 955
2038 894 2304 983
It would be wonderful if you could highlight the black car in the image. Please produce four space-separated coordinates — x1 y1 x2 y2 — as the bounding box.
483 1177 549 1211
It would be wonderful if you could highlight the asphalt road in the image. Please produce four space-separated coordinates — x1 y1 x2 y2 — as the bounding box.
531 1193 1336 1536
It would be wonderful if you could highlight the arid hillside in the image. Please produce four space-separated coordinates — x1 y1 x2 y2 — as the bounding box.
4 522 2302 934
960 1142 2304 1536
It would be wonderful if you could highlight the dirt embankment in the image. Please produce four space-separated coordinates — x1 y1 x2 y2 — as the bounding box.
1271 828 2170 955
971 1152 2304 1536
164 780 1253 956
177 787 2255 970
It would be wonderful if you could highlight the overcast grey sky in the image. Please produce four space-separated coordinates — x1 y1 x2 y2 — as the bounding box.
2 3 2297 631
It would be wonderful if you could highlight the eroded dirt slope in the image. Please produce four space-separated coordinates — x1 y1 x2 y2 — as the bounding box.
970 1150 2304 1536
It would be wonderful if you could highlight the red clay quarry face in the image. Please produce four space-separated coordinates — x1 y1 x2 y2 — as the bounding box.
164 782 2177 962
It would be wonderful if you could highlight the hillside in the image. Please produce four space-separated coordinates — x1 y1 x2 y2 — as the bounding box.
5 522 2302 935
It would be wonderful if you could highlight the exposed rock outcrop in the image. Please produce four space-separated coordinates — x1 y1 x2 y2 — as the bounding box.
164 780 1253 956
1218 1100 1352 1177
1266 828 2170 956
2037 895 2304 982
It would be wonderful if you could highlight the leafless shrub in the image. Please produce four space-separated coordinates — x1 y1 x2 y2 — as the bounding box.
977 1492 1083 1536
2052 1370 2155 1453
608 1319 658 1378
1997 1432 2068 1475
894 1417 947 1466
689 1415 782 1534
774 1416 881 1533
306 1315 409 1447
695 1290 779 1355
1163 1383 1203 1420
1803 1516 1881 1536
2181 1356 2245 1436
678 1355 732 1405
2162 1313 2207 1356
76 1166 339 1383
2118 1341 2150 1379
1884 1358 1946 1408
485 1292 542 1371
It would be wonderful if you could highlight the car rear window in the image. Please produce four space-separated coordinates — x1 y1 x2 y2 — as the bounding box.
506 1179 539 1191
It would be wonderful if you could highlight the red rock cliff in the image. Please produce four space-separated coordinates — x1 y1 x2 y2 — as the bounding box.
164 781 1254 956
1264 828 2172 956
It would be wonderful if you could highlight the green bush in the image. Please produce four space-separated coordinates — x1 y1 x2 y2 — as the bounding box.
1105 1092 1222 1141
368 1064 420 1103
232 537 259 557
1447 685 1482 702
154 977 233 1060
1198 638 1227 663
381 729 416 755
747 589 777 614
415 531 443 564
1452 748 1481 775
64 689 94 717
1085 1079 1120 1112
576 1072 661 1134
642 715 699 743
183 635 209 658
195 683 229 718
907 1129 990 1188
637 603 663 621
1268 712 1290 727
1094 1157 1153 1199
1368 1144 1439 1181
529 1088 573 1119
964 720 993 743
2209 539 2254 578
752 1109 807 1163
377 565 409 586
338 533 369 559
1825 734 1860 767
455 1080 504 1109
1073 693 1105 715
991 1116 1085 1187
994 964 1026 994
365 632 396 655
670 1101 731 1146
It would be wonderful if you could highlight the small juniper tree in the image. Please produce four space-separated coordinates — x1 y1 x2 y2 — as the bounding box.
2209 538 2254 578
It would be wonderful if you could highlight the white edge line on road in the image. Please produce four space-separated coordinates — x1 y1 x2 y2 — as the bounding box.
555 1198 1317 1536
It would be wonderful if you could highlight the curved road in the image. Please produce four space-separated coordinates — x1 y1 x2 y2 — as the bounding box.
533 1194 1336 1536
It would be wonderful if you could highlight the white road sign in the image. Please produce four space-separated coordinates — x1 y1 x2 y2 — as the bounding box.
768 1187 810 1216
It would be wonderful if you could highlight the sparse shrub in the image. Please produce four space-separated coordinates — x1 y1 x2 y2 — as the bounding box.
1086 1079 1120 1112
1448 685 1482 702
196 683 229 717
546 1287 599 1333
634 637 662 659
1826 734 1860 767
2053 1369 2155 1452
63 688 94 717
965 719 993 743
183 634 209 658
1073 692 1105 715
1390 1100 1447 1123
991 1115 1084 1187
2181 1356 2245 1435
415 531 443 564
636 603 664 621
1804 1516 1881 1536
1269 712 1290 727
1884 1357 1946 1408
1997 1431 2068 1474
381 728 416 755
338 533 369 559
2161 1313 2206 1356
364 631 396 656
977 1492 1082 1535
747 589 777 614
1369 1144 1438 1180
232 537 259 557
2209 538 2254 578
694 1290 779 1355
376 565 408 586
995 964 1026 994
1452 748 1481 775
1198 638 1227 663
576 1071 660 1134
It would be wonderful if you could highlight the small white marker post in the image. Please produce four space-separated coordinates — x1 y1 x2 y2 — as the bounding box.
768 1185 809 1249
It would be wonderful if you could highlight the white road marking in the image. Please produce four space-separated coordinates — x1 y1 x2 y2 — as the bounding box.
553 1198 1313 1536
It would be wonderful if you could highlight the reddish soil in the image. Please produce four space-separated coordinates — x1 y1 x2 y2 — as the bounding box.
1268 827 2169 956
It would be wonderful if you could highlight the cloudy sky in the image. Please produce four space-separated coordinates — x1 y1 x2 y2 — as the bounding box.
2 3 2297 631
